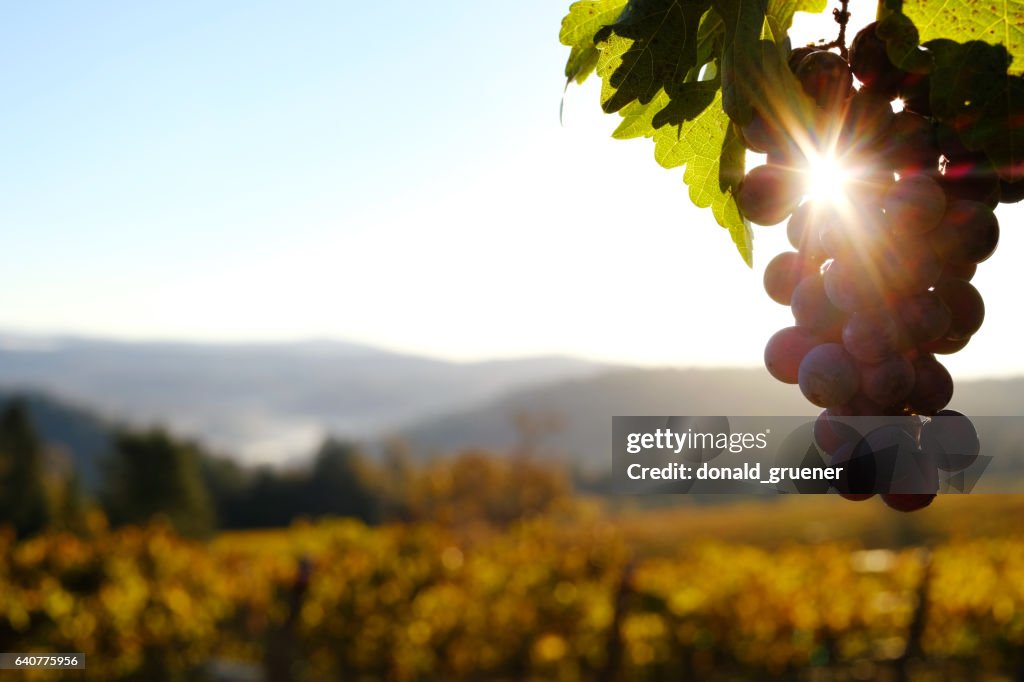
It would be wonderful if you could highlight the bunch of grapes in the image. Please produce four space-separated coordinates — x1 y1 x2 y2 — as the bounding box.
739 24 1011 511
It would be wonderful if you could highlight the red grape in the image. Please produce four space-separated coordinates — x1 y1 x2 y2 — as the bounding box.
764 326 819 384
798 343 860 408
736 164 803 225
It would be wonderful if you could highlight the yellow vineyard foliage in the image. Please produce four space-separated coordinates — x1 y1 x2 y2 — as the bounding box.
2 504 1024 680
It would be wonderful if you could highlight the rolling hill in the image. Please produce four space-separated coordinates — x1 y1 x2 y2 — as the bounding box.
0 333 608 463
398 367 1024 470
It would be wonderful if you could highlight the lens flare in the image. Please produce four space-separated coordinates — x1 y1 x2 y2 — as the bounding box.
804 151 851 204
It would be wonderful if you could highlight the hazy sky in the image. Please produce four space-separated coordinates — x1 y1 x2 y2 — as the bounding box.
1 2 1021 378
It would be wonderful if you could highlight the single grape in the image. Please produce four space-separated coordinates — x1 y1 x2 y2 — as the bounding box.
933 278 985 339
935 121 968 159
830 441 877 500
906 355 954 415
767 145 807 171
921 335 971 355
921 410 980 473
928 220 957 261
786 202 829 264
940 157 1001 208
798 343 860 408
741 110 783 155
788 46 822 73
819 207 885 260
859 426 940 508
764 326 819 384
882 493 935 512
940 261 976 282
815 409 862 457
894 292 952 344
763 251 811 305
884 112 941 176
823 257 888 313
833 424 922 499
736 164 803 225
839 88 894 153
883 174 946 235
850 22 906 97
929 200 999 265
899 73 931 116
861 355 916 406
855 424 937 495
792 274 845 334
875 234 942 294
842 308 908 363
999 178 1024 204
845 170 896 211
901 346 923 364
795 50 853 110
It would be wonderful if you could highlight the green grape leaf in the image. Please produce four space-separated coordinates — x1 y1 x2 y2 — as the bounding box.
653 87 752 265
927 38 1024 180
688 9 724 82
714 0 768 125
903 0 1024 76
612 89 672 139
654 78 722 127
713 0 819 126
565 46 600 84
557 0 828 264
560 0 630 83
560 0 630 48
594 0 712 113
876 12 931 73
766 0 829 34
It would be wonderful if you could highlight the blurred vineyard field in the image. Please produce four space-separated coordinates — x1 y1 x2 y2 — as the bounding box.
612 495 1024 552
3 495 1024 681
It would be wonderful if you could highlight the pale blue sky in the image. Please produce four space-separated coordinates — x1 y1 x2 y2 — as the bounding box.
1 1 554 263
1 3 1020 378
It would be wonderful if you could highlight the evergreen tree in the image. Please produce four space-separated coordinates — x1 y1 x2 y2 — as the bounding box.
0 400 51 537
102 428 215 537
304 438 381 523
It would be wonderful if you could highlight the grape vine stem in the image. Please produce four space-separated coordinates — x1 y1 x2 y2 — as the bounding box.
821 0 851 59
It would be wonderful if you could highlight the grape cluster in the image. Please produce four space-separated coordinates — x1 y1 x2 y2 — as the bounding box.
740 24 1009 511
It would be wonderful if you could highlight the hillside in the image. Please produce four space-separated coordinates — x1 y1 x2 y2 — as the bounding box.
399 367 1024 470
0 334 608 462
0 390 112 489
6 347 1024 481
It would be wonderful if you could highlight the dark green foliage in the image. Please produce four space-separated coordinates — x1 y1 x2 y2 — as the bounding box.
0 391 111 491
306 439 382 522
199 439 385 528
0 401 51 537
102 429 215 538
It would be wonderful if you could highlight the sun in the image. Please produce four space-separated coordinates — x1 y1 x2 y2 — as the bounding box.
803 150 851 205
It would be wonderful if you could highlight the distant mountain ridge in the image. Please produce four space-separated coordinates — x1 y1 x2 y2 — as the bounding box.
5 332 1024 478
0 333 609 463
398 367 1024 470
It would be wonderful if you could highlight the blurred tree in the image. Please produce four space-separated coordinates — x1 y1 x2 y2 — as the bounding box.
304 438 381 523
102 428 215 537
234 467 307 528
195 440 384 529
378 437 416 522
409 450 571 527
200 454 252 528
0 400 51 537
48 471 89 534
